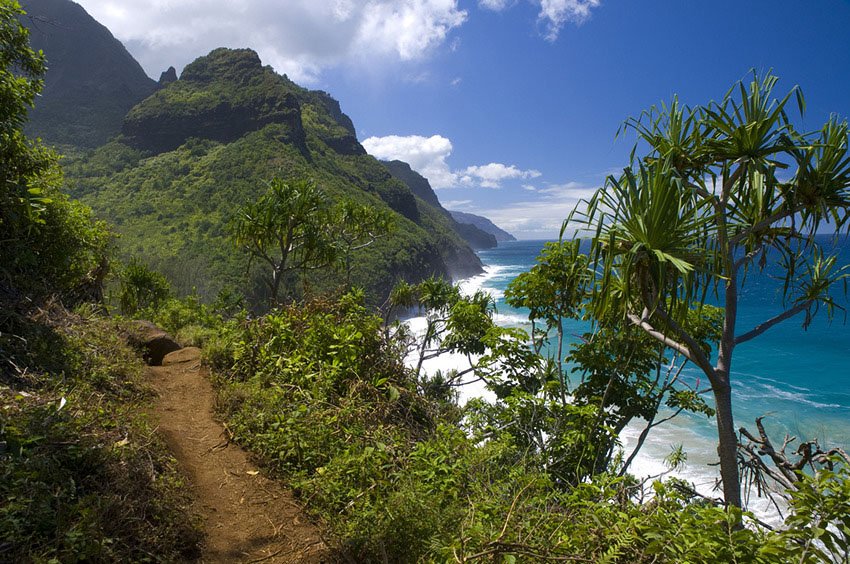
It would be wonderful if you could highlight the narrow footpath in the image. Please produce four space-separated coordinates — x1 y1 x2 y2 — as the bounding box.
148 347 332 563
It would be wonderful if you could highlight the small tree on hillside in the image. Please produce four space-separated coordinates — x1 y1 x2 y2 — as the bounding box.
117 258 172 315
231 178 336 303
570 73 850 507
505 240 589 403
332 200 395 285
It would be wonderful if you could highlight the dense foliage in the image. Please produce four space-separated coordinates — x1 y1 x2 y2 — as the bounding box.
2 5 200 560
6 4 850 559
198 290 850 562
0 308 202 561
0 1 110 307
230 177 394 303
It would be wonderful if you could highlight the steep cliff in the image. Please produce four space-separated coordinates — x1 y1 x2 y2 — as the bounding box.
21 0 158 147
450 210 517 242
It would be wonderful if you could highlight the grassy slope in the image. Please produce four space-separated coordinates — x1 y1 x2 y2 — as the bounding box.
0 309 202 561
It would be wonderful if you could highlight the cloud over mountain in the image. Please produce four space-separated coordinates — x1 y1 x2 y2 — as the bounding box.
74 0 468 82
362 134 540 189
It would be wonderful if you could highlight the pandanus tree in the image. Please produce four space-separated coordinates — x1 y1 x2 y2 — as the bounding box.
332 199 394 285
231 178 336 304
569 73 850 507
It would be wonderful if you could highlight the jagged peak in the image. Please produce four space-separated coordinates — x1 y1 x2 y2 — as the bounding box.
180 47 265 84
159 66 178 85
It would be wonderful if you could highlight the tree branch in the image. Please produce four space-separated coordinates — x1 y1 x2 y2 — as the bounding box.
733 244 765 272
729 205 804 246
739 418 799 488
735 300 812 345
645 306 715 377
627 312 712 375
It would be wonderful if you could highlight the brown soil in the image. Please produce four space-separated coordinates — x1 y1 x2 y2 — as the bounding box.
149 347 333 563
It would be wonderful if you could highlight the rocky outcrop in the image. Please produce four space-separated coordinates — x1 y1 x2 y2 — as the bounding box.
310 91 365 156
122 321 181 366
162 347 201 366
383 160 442 208
122 50 308 155
123 91 306 154
159 66 178 85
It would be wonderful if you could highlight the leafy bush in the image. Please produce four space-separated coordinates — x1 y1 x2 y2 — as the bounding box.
1 1 112 308
117 258 172 315
209 292 850 562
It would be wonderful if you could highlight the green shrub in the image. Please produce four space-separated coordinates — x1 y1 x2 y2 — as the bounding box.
209 293 850 562
117 258 171 315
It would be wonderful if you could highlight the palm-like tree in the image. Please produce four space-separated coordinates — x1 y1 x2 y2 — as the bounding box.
571 73 850 507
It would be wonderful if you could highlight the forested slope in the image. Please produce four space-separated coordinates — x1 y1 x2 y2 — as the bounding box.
64 48 483 302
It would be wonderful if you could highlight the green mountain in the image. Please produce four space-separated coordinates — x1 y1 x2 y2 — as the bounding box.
64 48 484 302
384 160 497 250
449 210 517 242
20 0 159 148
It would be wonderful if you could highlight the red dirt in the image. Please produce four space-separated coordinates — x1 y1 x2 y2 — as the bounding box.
149 347 333 563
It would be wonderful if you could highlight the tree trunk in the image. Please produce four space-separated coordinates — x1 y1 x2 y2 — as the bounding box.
271 268 282 305
557 319 566 405
715 241 742 508
712 374 742 508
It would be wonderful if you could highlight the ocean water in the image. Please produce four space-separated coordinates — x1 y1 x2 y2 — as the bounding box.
420 236 850 521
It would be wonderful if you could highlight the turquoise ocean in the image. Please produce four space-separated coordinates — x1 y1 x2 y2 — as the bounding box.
458 235 850 520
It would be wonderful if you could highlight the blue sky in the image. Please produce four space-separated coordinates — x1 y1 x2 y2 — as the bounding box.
75 0 850 239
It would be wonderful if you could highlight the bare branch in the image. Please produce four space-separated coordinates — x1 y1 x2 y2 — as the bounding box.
735 300 812 345
739 418 799 487
645 306 715 377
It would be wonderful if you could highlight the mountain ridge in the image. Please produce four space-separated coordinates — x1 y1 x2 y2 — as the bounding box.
62 46 484 302
384 160 498 250
21 0 159 147
449 210 517 242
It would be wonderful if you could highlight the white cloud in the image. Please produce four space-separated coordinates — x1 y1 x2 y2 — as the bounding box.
362 134 540 189
357 1 467 60
478 0 601 40
538 0 601 40
362 134 458 188
479 0 513 10
475 181 600 239
444 199 473 209
459 163 541 188
74 0 467 83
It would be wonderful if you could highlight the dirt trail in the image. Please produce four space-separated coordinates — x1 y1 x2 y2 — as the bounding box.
149 347 332 563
